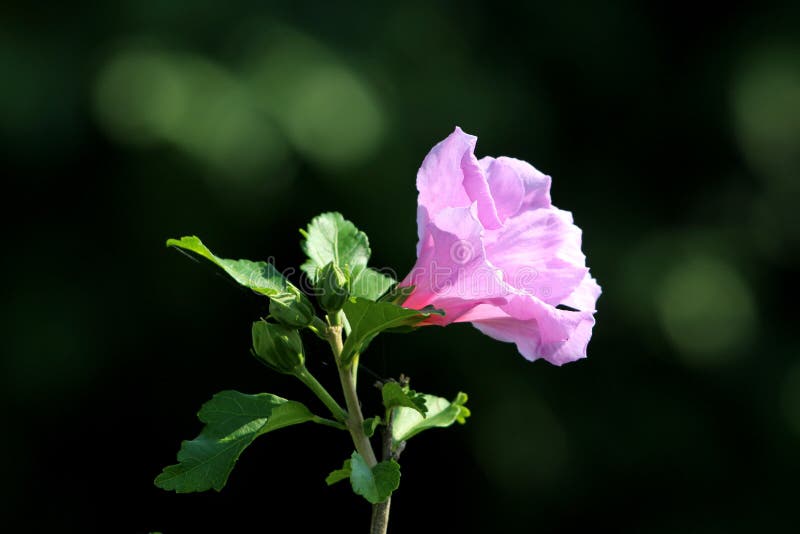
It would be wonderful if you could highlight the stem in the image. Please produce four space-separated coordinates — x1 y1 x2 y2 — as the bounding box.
370 501 391 534
327 311 390 533
310 416 347 430
370 407 397 534
295 366 349 423
327 315 378 466
309 316 329 339
351 353 360 390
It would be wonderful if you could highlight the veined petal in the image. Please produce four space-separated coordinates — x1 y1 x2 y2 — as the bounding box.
562 273 601 312
401 206 506 324
484 207 587 305
417 127 474 219
499 292 575 343
472 310 594 365
461 149 502 230
480 156 552 218
479 156 524 222
417 127 502 230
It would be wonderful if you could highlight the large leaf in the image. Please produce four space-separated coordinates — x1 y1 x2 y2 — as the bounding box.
391 392 470 444
167 236 289 298
349 452 401 504
300 212 370 283
340 298 433 366
155 390 318 493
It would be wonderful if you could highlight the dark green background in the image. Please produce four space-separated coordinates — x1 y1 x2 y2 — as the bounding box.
2 1 799 532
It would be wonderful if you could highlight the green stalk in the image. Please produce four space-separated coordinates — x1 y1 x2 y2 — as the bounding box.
327 312 378 466
326 311 391 533
295 366 348 423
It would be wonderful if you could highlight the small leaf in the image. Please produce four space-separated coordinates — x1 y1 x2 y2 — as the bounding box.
379 284 414 306
382 382 427 416
349 452 401 504
300 212 371 284
340 298 433 366
325 459 352 486
363 416 382 438
167 236 289 298
155 391 318 493
453 392 471 424
299 212 396 301
351 268 396 301
391 392 470 444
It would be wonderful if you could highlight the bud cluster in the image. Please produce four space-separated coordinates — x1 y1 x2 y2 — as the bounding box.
253 261 354 375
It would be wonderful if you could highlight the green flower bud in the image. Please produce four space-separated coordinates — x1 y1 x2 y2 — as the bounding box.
269 287 315 328
251 321 305 374
317 261 350 312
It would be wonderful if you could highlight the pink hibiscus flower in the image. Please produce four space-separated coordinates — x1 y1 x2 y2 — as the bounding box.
400 127 600 365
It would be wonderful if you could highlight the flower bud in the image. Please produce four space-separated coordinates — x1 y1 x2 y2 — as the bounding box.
317 262 350 312
269 287 315 328
251 321 305 374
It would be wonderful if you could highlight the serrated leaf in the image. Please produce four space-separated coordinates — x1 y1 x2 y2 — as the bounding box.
363 416 382 438
167 236 289 298
340 298 434 366
391 392 470 444
325 459 352 486
351 267 396 301
155 391 317 493
300 212 370 283
382 382 427 416
349 452 401 504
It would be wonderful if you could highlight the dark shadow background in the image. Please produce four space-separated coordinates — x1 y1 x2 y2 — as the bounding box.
2 1 799 532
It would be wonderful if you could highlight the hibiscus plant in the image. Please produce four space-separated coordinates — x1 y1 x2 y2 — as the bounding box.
155 127 600 533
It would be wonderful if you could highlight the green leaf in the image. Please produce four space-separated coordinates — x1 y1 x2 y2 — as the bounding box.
349 452 401 504
363 416 382 438
167 236 289 298
300 212 370 283
351 268 396 301
299 213 397 300
379 284 415 305
382 382 427 416
325 459 352 486
391 392 470 444
340 298 434 366
155 390 318 493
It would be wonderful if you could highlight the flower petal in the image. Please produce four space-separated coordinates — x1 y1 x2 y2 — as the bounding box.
484 207 587 305
452 279 585 346
498 292 573 343
479 156 524 222
461 150 502 230
416 127 474 220
471 307 595 365
561 273 601 312
538 312 595 365
415 205 432 257
481 156 551 218
401 205 506 324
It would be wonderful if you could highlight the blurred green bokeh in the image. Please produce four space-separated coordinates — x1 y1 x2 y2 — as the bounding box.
2 1 798 532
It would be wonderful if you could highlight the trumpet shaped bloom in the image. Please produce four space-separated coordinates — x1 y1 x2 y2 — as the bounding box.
400 127 600 365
